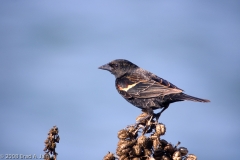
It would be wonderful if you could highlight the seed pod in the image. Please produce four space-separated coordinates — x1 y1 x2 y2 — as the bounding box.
152 137 161 150
161 155 171 160
116 147 122 156
129 139 137 147
137 135 147 147
172 151 182 160
117 139 126 146
119 139 136 149
185 154 197 160
151 134 159 140
127 125 135 132
44 153 50 160
136 112 149 124
144 148 152 157
122 148 131 155
103 152 116 160
147 157 155 160
50 126 58 135
153 157 161 160
132 144 142 156
51 142 56 150
131 157 141 160
153 148 164 157
116 147 131 156
119 142 129 149
160 139 168 148
164 143 174 154
126 126 138 139
44 139 49 144
118 129 130 139
55 135 60 143
178 147 188 156
155 123 166 135
144 138 153 149
119 154 129 160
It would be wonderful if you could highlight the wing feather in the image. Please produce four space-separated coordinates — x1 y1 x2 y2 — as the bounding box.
116 73 183 99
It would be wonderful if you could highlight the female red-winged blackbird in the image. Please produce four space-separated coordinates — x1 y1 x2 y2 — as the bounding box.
99 59 210 120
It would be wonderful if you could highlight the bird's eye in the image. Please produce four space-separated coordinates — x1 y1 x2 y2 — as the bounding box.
109 63 118 68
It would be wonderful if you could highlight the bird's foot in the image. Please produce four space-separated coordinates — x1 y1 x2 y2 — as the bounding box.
142 115 153 135
154 112 161 123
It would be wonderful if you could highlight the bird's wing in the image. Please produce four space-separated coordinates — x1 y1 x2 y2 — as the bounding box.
116 73 183 99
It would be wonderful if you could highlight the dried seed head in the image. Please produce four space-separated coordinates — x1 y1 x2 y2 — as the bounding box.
44 153 50 160
126 126 138 139
43 126 59 160
164 143 174 154
150 134 159 140
122 148 131 155
119 154 129 160
117 139 125 147
118 129 130 139
132 157 141 160
116 146 131 156
132 144 142 156
116 147 122 156
127 125 135 133
185 154 197 160
136 112 149 123
48 135 53 141
172 151 182 160
153 148 164 157
104 111 197 160
137 135 147 147
144 138 153 149
178 147 188 156
118 139 136 149
172 157 181 160
152 137 161 150
155 123 166 135
160 139 168 147
55 135 60 143
161 155 171 160
103 152 116 160
144 148 152 157
44 139 49 144
51 142 56 149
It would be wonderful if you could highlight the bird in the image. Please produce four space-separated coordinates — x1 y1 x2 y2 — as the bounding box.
98 59 210 121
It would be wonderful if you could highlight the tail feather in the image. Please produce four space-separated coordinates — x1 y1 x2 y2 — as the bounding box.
180 93 210 102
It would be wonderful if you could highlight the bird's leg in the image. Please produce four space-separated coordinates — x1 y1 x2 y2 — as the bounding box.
141 108 155 135
154 106 168 122
142 115 153 135
135 108 154 134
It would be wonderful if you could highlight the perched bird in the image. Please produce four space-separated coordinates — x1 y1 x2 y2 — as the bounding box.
99 59 210 120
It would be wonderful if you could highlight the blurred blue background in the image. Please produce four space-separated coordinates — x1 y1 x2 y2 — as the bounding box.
0 0 239 159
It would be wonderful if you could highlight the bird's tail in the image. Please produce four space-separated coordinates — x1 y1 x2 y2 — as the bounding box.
179 93 210 102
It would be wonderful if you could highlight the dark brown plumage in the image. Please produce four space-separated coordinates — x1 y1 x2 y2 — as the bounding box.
99 59 210 120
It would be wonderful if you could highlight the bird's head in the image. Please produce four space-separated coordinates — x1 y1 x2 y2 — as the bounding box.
98 59 138 78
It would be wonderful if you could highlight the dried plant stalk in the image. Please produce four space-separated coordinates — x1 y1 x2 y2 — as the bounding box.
103 112 197 160
43 126 60 160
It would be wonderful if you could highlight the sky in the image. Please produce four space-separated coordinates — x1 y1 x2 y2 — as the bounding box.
0 0 240 159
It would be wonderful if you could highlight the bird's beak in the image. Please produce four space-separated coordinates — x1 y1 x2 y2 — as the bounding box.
98 64 112 71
